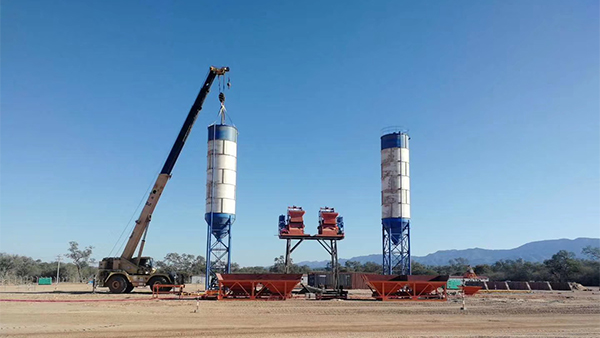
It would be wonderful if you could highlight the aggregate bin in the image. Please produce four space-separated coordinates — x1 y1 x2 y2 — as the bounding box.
362 274 449 301
216 273 302 300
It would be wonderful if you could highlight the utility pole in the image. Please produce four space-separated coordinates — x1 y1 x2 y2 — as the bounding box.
56 255 61 284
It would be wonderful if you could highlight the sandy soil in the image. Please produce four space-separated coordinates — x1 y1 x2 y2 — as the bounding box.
1 283 599 337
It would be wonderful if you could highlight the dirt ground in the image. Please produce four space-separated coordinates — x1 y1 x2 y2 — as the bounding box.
0 283 599 337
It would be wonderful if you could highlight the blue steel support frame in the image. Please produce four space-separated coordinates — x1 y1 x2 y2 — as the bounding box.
382 221 411 275
205 220 231 290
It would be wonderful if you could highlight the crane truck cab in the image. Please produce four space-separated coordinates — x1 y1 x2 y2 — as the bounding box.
97 256 176 293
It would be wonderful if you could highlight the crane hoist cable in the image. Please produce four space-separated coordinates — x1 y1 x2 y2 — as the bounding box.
217 72 230 125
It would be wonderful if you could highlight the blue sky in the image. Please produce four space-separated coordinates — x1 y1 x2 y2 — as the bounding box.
1 1 598 266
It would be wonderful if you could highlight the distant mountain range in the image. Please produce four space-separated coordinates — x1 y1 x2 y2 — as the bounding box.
295 237 600 269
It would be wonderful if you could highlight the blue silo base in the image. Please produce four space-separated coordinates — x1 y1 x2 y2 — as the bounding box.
205 213 235 290
382 218 410 275
205 213 235 239
382 218 410 245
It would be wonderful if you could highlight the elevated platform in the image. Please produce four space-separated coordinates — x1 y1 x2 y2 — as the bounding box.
282 235 344 298
278 234 345 240
278 206 345 298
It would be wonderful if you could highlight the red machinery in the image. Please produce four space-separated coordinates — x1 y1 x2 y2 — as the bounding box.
318 207 343 237
362 274 449 301
278 206 308 237
216 273 302 300
461 285 482 295
461 267 483 295
278 206 344 239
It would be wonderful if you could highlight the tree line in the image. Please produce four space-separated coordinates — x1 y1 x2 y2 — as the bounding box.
409 248 599 286
0 242 96 284
1 243 598 286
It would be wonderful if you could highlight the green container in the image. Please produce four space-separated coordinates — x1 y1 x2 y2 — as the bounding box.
38 277 52 285
447 279 462 290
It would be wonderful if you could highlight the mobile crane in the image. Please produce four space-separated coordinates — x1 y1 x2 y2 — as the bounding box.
97 66 230 293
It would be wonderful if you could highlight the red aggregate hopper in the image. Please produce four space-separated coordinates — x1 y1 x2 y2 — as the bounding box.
461 285 482 296
216 273 303 300
362 274 449 301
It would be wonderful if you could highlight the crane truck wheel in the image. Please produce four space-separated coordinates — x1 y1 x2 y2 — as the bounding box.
124 283 134 293
148 276 172 292
107 275 128 294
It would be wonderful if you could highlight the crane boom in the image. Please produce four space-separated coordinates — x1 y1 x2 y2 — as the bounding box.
120 66 230 260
